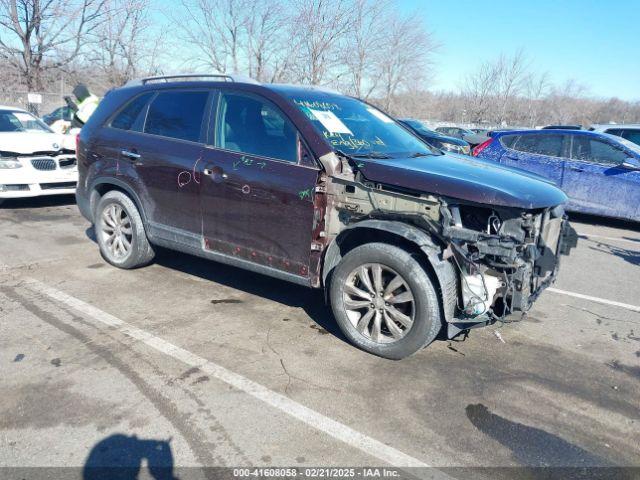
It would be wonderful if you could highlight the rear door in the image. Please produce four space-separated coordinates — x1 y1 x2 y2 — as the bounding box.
198 90 321 281
562 135 640 219
126 89 212 238
500 133 567 186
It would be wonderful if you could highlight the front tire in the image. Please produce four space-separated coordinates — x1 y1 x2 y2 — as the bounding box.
95 190 155 269
329 243 442 359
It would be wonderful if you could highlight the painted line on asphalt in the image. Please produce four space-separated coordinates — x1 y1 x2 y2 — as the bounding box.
576 232 640 246
547 288 640 313
22 278 431 470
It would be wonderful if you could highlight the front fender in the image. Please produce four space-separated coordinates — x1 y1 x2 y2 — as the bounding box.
322 220 458 322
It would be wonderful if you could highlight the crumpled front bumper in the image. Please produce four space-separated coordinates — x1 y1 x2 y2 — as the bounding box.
512 217 578 312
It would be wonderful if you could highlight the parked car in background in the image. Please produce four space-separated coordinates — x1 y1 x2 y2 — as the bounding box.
471 128 490 136
0 106 77 203
589 124 640 147
435 126 488 147
398 118 470 155
473 129 640 222
42 106 74 125
542 125 582 130
75 74 574 359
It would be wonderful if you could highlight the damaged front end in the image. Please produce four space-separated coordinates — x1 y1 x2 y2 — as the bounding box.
440 202 577 338
319 153 578 339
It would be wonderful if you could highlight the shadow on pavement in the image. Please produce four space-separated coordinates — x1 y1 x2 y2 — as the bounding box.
588 242 640 266
85 225 345 343
153 246 345 343
83 434 178 480
0 194 76 209
568 212 640 233
465 403 610 468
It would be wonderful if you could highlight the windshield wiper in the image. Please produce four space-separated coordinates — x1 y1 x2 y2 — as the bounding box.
410 152 432 157
349 152 392 159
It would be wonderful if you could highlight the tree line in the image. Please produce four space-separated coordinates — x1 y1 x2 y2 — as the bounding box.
1 0 638 126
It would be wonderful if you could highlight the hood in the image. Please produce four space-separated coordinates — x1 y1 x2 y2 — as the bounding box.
0 131 76 154
356 152 568 210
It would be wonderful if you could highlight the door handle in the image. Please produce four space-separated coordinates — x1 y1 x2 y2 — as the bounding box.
121 150 141 161
204 168 228 179
569 166 584 172
505 155 519 161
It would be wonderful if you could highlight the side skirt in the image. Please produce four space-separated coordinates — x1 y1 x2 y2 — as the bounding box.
148 222 313 288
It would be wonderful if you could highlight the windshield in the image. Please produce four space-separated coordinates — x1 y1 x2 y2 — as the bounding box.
287 93 436 158
0 111 53 133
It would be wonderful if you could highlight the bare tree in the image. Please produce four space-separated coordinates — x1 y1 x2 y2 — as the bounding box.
377 12 436 111
0 0 106 91
244 0 290 82
523 70 550 126
89 0 162 88
340 0 387 99
461 60 500 124
170 0 250 73
287 0 355 85
495 49 529 124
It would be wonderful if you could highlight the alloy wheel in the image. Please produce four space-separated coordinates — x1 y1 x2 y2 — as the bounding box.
343 263 415 344
100 203 133 260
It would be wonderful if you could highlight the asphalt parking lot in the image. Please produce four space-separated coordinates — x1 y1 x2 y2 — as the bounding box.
1 196 639 478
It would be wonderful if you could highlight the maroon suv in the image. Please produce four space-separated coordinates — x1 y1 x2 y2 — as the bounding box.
76 74 575 359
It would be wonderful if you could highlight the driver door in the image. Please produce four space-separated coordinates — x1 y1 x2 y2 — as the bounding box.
198 90 321 282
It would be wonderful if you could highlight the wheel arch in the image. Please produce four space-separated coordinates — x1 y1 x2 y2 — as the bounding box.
89 178 149 228
322 220 458 323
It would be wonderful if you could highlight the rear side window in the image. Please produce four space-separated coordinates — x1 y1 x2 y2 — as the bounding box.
571 136 628 165
216 92 297 162
604 128 624 137
513 134 564 157
144 91 209 142
111 93 153 131
499 134 519 148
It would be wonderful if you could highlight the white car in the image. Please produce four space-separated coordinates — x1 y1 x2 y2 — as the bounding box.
0 106 78 203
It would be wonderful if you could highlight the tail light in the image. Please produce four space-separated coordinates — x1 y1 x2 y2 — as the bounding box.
75 133 80 153
472 138 493 157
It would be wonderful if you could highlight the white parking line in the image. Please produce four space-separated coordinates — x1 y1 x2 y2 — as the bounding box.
22 278 431 470
547 288 640 313
576 232 640 246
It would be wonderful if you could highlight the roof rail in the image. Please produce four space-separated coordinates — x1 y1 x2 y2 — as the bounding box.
125 73 260 87
273 83 341 95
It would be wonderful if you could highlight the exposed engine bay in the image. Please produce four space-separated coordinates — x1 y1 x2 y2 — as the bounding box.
319 153 578 338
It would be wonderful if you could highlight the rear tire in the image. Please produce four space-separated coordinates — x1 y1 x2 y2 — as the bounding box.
95 190 155 269
329 243 442 360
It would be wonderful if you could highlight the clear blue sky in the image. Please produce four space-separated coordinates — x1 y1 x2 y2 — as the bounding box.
401 0 639 100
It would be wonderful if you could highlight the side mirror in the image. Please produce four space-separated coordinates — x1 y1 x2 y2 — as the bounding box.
622 157 640 170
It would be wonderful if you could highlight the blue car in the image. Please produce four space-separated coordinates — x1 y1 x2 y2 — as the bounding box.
473 129 640 221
